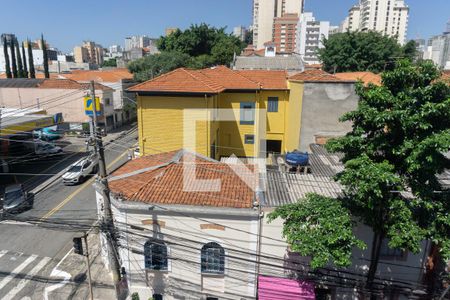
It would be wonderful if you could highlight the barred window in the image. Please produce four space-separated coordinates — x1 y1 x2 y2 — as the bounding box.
201 242 225 274
144 240 168 270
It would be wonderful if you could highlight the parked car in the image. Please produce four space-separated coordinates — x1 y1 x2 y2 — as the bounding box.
133 147 140 158
1 184 33 213
62 155 99 185
33 126 62 141
35 143 63 155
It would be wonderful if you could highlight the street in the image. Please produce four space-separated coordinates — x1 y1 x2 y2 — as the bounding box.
0 128 137 299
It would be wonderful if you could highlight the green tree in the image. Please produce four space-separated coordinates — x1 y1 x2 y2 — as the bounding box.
15 39 24 78
21 41 28 78
128 51 191 82
318 31 408 73
41 34 49 78
27 39 36 78
402 40 418 61
327 60 450 292
101 58 117 67
2 36 12 78
244 30 253 45
268 194 365 269
10 38 18 78
270 61 450 296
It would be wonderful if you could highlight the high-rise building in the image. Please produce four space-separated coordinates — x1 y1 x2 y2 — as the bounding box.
428 21 450 70
233 26 248 42
124 35 153 51
340 0 409 45
253 0 304 50
273 14 299 53
73 41 104 65
297 12 330 64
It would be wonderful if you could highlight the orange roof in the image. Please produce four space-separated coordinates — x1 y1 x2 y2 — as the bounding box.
335 72 382 86
0 73 64 79
199 66 260 90
237 70 288 89
109 150 257 208
129 66 289 93
441 71 450 85
36 79 113 91
61 68 133 82
289 69 354 83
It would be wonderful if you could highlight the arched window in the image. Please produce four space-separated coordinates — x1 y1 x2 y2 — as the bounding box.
144 240 168 271
201 242 225 274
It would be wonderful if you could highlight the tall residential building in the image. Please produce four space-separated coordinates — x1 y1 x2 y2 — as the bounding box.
429 22 450 70
341 0 409 45
297 12 330 64
233 26 248 42
124 35 152 51
73 41 104 65
273 14 299 53
253 0 304 50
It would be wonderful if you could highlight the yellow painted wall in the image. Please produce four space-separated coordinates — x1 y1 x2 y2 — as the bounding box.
285 81 304 152
138 95 211 157
218 92 258 158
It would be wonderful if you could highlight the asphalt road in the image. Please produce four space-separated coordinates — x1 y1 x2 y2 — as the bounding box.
0 128 138 300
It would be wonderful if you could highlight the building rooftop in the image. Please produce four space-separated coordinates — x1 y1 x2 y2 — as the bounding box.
335 71 382 86
289 69 355 83
109 149 258 209
61 68 133 82
0 78 112 91
128 66 289 94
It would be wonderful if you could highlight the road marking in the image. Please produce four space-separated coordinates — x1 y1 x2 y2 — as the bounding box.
3 257 51 300
0 255 37 291
40 150 129 220
44 249 73 300
0 250 7 260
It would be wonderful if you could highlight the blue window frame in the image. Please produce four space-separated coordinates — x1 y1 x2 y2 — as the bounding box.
144 240 168 270
268 97 279 112
240 102 255 125
201 242 225 274
245 134 255 144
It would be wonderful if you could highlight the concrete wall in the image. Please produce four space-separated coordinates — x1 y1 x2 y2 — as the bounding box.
298 82 358 151
109 200 259 300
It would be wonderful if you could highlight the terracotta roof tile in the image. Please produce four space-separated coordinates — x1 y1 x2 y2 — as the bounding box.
61 68 133 82
335 72 381 86
289 69 354 83
109 150 257 209
237 70 288 89
199 66 260 90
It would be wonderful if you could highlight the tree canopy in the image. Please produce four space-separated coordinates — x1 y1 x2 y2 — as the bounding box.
101 58 117 68
318 31 417 73
128 23 246 82
270 60 450 292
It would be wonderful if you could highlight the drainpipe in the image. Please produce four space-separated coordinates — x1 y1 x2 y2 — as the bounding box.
254 188 264 298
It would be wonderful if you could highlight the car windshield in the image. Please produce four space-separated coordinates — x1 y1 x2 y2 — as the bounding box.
4 190 23 204
67 165 82 172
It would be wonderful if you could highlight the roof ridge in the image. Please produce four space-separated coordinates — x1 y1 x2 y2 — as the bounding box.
128 68 183 91
228 68 262 88
184 68 224 93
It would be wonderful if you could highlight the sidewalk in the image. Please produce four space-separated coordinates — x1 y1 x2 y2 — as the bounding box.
45 233 116 300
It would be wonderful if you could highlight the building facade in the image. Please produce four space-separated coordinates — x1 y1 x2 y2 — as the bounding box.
124 35 154 51
73 41 104 65
253 0 304 50
428 21 450 70
341 0 409 45
273 13 299 54
233 26 248 42
297 12 330 65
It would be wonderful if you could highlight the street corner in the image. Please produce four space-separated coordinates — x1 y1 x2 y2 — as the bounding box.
45 233 116 300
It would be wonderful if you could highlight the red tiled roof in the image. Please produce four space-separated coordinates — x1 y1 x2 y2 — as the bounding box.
36 79 113 91
61 68 133 82
199 66 260 90
441 71 450 85
129 66 289 93
335 72 382 86
128 68 225 93
237 70 288 89
109 150 257 208
289 69 354 83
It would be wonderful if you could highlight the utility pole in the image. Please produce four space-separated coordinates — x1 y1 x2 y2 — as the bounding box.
89 81 122 289
83 233 94 300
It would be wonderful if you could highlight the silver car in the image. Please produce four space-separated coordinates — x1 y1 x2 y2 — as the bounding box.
2 184 33 213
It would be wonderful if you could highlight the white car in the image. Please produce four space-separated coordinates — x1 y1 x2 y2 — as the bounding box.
62 156 99 185
35 143 62 155
133 147 140 158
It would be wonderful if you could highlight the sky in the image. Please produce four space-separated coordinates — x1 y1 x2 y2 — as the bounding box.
2 0 449 53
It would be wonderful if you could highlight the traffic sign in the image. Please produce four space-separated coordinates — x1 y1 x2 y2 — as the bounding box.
84 96 101 116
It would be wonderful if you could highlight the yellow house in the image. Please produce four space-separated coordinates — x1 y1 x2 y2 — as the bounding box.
128 66 356 159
